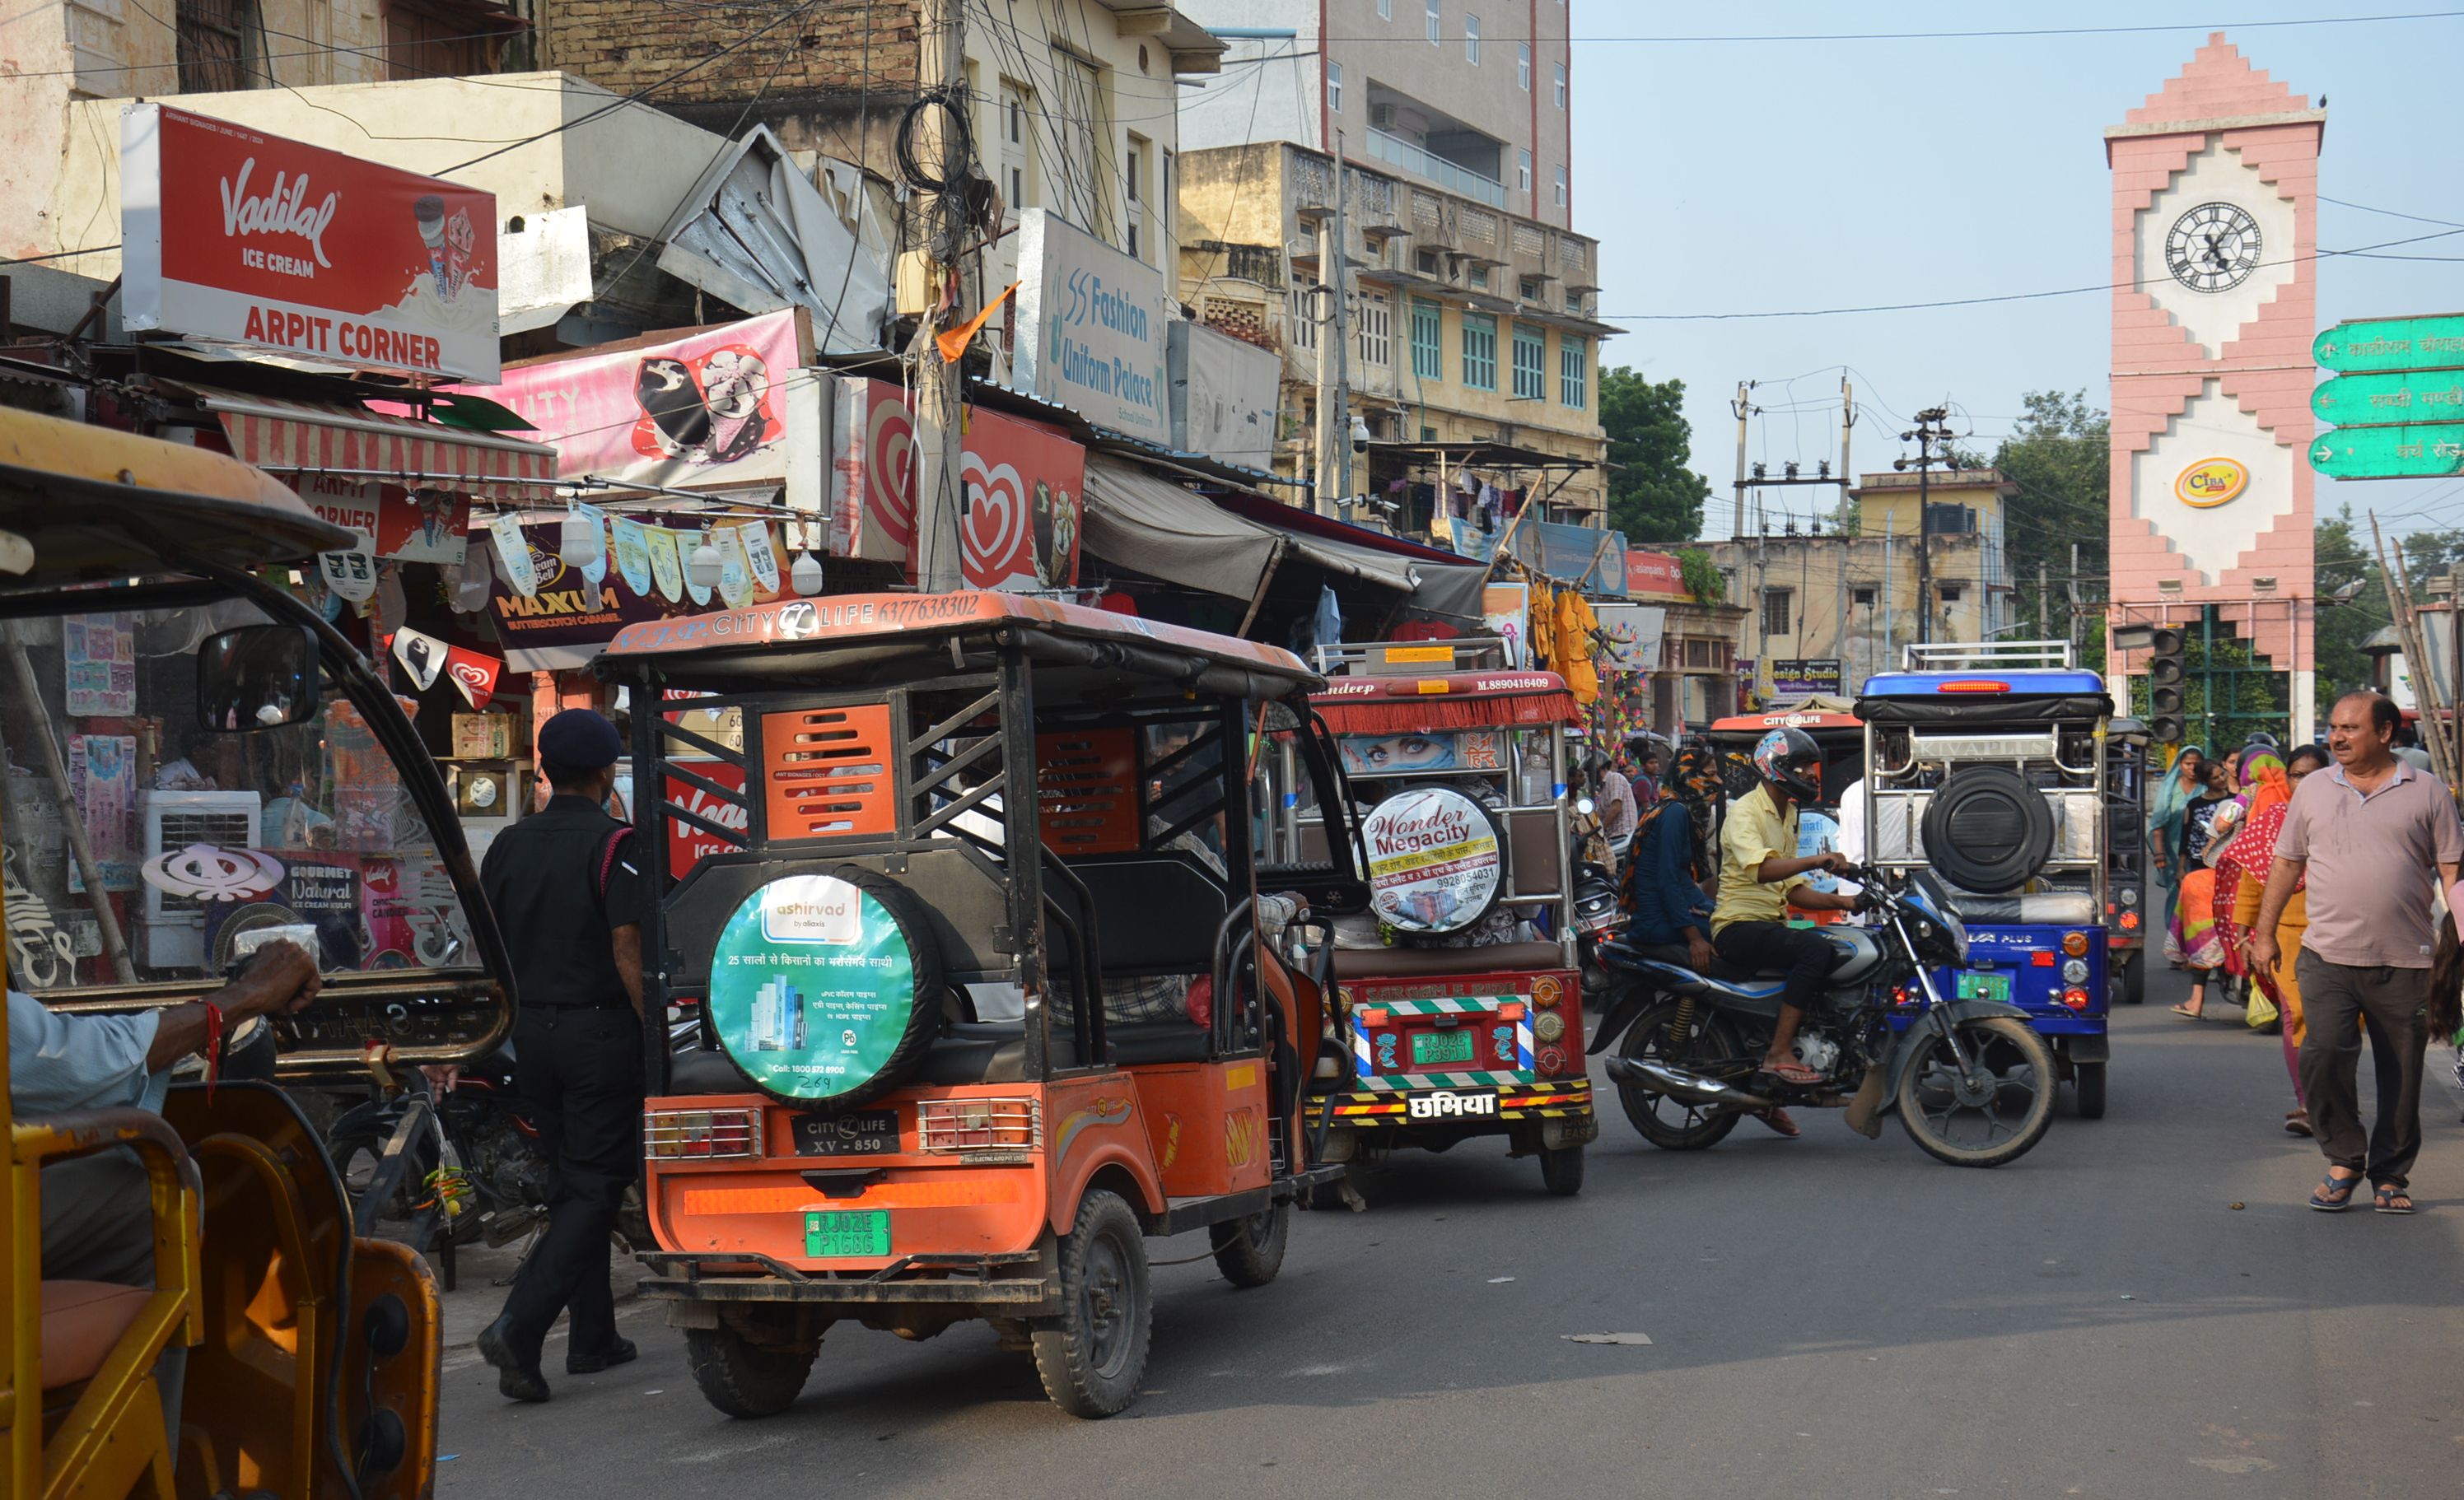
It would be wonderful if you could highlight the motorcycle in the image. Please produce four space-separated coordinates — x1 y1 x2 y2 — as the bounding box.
1587 867 2058 1168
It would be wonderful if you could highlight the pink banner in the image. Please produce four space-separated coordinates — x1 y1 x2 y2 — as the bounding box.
478 310 811 492
829 377 1083 591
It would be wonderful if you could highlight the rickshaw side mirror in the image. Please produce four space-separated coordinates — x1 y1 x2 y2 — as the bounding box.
197 623 321 732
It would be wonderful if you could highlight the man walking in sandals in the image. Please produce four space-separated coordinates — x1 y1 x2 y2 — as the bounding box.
2249 692 2464 1215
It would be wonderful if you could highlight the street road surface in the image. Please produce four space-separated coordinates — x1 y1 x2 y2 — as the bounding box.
434 972 2464 1499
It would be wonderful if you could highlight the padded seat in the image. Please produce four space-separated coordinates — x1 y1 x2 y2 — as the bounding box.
40 1279 153 1389
1332 941 1568 980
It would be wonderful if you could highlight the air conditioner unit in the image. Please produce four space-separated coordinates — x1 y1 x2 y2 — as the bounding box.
1369 103 1396 130
140 790 263 971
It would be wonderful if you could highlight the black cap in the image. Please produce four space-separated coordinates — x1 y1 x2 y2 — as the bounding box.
537 708 623 771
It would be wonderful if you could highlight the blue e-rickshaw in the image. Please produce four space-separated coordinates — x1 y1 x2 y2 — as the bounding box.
1855 643 2115 1119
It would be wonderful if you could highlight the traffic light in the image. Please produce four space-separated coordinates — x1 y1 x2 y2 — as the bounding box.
2147 626 2187 744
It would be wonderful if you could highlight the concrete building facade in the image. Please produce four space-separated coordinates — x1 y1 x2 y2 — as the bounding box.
1710 469 2018 701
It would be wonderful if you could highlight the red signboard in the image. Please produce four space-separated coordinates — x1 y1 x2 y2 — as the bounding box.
665 759 749 878
120 103 499 381
1624 549 1689 599
482 311 810 493
829 377 1083 590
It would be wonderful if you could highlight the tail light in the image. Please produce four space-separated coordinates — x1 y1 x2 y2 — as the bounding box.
917 1097 1040 1153
2061 987 2092 1011
1533 1011 1567 1044
644 1107 763 1160
2120 911 2140 930
2060 931 2090 957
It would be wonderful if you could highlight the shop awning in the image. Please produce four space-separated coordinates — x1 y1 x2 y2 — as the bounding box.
1080 457 1430 604
191 387 558 499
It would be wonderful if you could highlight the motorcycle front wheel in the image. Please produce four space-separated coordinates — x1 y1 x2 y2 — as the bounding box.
1896 1017 2056 1167
1616 999 1747 1151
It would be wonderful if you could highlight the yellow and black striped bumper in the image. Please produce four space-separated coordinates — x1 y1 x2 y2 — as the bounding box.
1321 1078 1594 1126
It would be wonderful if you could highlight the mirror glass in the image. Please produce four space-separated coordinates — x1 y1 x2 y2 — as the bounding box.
196 624 320 732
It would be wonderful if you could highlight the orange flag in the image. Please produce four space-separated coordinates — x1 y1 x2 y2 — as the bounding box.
936 281 1022 365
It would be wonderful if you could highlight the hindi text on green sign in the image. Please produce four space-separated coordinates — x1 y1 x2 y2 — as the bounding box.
2308 422 2464 481
2312 371 2464 426
2314 315 2464 375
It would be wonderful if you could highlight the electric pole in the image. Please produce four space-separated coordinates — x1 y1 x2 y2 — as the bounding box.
1311 135 1353 518
1729 380 1752 538
911 0 968 591
1898 406 1955 644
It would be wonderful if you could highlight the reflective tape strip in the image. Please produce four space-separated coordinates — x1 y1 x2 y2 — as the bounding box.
680 1179 1027 1216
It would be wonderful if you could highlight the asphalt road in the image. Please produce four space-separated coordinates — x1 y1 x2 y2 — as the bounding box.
433 968 2464 1500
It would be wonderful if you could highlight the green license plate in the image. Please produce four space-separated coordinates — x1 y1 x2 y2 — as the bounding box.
1411 1029 1477 1066
1957 971 2011 1003
804 1209 890 1258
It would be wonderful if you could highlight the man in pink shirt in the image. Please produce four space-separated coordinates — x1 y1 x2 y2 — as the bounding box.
2250 692 2464 1214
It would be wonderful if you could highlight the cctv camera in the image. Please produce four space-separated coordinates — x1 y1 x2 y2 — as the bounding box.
1350 415 1371 453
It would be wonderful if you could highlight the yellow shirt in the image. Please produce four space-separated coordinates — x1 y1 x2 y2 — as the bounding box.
1710 782 1807 934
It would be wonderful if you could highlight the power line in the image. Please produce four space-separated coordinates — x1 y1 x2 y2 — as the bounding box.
1593 226 2464 322
1236 10 2462 43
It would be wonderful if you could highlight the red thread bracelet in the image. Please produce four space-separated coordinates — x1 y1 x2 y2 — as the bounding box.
201 1000 225 1103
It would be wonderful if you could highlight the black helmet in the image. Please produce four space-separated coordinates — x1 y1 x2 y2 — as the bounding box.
1752 726 1823 802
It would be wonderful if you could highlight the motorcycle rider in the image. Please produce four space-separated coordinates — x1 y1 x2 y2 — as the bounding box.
1710 727 1862 1086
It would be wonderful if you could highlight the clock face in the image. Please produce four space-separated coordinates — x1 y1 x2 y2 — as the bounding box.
2164 202 2263 293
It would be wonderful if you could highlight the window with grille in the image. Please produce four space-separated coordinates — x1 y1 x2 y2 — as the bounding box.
1468 263 1489 290
1465 13 1480 62
1426 0 1440 44
1518 42 1530 90
1560 338 1587 407
1518 150 1532 193
1511 325 1544 399
1461 313 1497 391
1356 292 1392 370
1553 165 1568 207
1327 60 1342 112
1762 589 1792 638
1290 286 1320 350
1554 62 1568 107
383 0 496 80
179 0 256 91
1410 297 1441 380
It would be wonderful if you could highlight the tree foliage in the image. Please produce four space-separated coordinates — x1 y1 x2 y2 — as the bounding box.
2313 505 2391 706
1598 369 1715 543
1990 391 2108 668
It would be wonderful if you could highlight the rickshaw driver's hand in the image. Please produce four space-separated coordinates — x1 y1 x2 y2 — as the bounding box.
1810 851 1854 875
222 940 322 1017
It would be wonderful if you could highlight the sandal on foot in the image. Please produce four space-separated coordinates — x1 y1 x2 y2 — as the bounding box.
2283 1110 2312 1138
1756 1061 1822 1088
2309 1172 2360 1212
2169 1004 2205 1021
1751 1107 1802 1139
2372 1184 2415 1215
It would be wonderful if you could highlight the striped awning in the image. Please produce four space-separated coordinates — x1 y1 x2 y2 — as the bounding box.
192 388 559 499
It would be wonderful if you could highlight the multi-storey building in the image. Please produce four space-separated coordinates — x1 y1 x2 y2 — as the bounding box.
1173 0 1612 529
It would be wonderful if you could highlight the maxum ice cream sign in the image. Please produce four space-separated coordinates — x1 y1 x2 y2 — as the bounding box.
1013 208 1170 443
120 103 500 382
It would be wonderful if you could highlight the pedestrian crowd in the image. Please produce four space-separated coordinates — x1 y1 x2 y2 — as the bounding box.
2151 693 2464 1214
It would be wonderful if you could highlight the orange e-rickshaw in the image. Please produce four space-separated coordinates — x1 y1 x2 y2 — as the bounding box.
1264 643 1599 1196
597 591 1367 1420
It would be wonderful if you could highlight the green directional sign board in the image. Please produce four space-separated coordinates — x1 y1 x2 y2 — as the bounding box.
2314 314 2464 375
2312 370 2464 426
2308 422 2464 480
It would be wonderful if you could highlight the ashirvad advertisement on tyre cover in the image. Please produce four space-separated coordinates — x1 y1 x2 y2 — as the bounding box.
708 874 922 1103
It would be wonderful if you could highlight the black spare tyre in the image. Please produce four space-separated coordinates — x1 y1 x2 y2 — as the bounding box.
705 864 945 1108
1920 765 2055 893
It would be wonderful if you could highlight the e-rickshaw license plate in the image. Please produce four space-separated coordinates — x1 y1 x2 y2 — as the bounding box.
805 1209 892 1258
791 1111 901 1157
1957 971 2012 1003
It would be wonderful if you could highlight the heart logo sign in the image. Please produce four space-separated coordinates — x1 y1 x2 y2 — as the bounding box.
865 395 917 547
445 645 502 709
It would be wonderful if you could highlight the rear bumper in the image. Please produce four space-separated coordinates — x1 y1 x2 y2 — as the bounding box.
1314 1078 1597 1152
637 1249 1059 1310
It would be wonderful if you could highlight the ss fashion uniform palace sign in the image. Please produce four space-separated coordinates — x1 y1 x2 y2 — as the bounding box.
119 103 501 382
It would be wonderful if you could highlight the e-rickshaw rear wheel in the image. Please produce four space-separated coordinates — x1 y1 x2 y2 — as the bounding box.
1538 1144 1586 1196
1033 1190 1151 1418
1209 1201 1290 1287
684 1321 820 1418
2073 1060 2109 1120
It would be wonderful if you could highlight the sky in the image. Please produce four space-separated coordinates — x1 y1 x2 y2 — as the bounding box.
1569 2 2464 547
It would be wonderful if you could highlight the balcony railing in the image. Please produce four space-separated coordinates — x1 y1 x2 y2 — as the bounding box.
1365 128 1505 209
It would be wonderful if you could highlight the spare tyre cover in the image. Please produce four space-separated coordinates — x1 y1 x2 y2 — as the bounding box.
1359 785 1505 934
706 865 945 1108
1920 765 2056 894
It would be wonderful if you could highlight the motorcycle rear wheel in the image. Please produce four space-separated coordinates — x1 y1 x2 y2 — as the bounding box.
1896 1017 2056 1167
1616 1000 1746 1151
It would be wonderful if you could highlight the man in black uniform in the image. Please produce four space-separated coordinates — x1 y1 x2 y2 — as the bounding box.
474 708 646 1404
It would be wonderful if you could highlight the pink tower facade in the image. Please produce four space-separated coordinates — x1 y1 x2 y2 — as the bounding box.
2105 35 2325 742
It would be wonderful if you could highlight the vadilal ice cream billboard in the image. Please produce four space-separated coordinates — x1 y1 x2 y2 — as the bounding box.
120 102 500 382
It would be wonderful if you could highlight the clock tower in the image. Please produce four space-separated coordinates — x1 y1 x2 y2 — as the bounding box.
2106 35 2325 742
